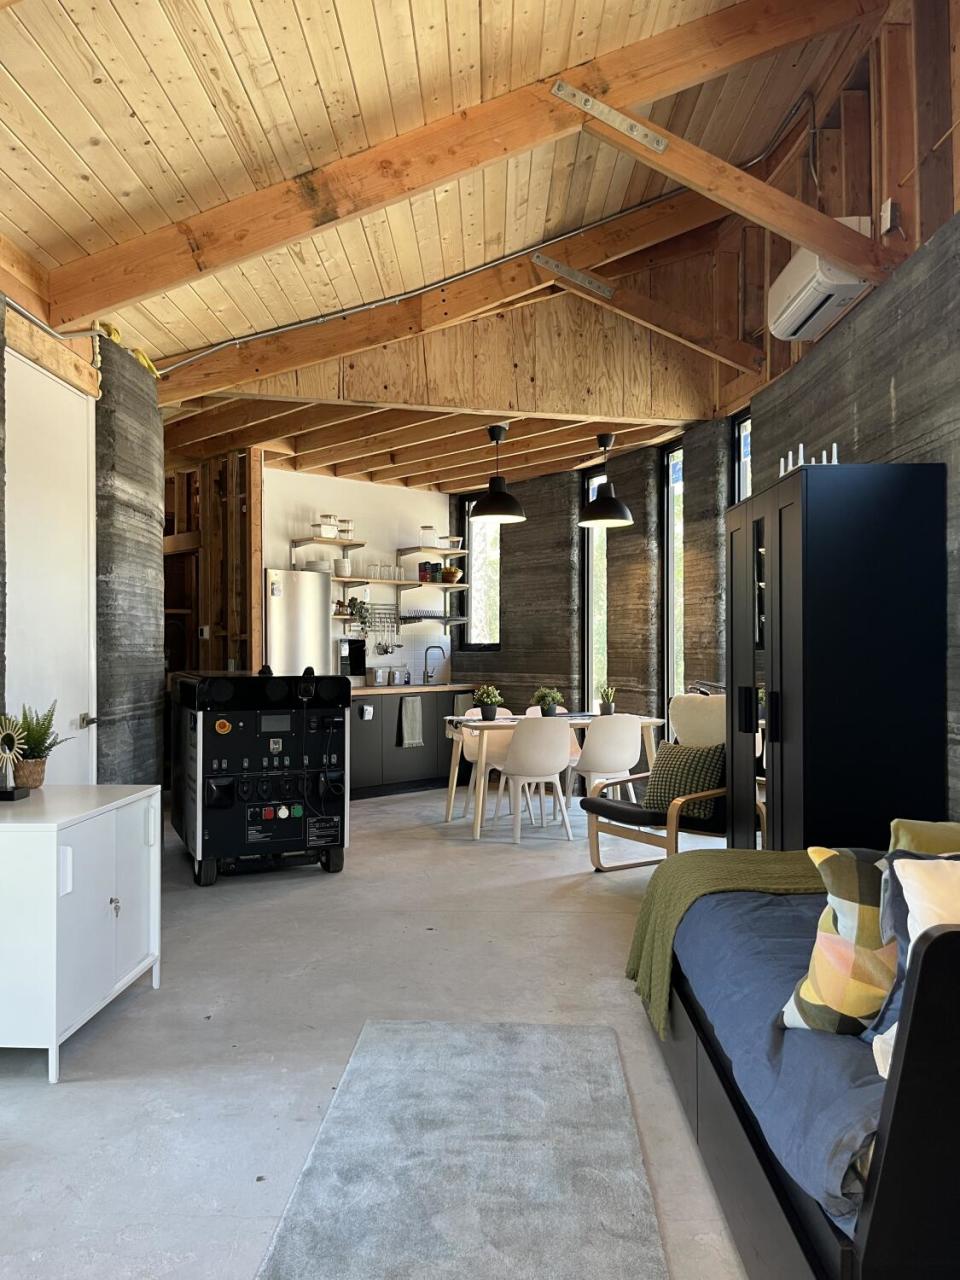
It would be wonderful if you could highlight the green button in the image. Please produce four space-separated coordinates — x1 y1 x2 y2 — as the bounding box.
292 803 304 818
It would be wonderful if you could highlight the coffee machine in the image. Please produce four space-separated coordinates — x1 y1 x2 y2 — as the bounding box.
170 669 351 886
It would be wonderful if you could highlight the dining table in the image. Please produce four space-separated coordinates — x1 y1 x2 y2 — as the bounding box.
443 712 665 840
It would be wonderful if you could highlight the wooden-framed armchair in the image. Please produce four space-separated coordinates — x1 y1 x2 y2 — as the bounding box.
580 694 765 872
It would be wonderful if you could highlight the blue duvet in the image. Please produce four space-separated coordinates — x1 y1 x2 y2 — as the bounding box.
673 891 885 1237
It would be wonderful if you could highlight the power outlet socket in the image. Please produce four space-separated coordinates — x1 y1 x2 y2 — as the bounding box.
880 198 900 236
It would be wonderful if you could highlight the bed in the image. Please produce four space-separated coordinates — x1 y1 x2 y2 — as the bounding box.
655 889 960 1280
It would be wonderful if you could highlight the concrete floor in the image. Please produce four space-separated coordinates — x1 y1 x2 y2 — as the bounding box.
0 790 745 1280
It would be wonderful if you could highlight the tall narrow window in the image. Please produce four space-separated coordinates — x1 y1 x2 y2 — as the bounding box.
583 472 608 712
665 446 685 702
735 412 752 500
463 497 501 648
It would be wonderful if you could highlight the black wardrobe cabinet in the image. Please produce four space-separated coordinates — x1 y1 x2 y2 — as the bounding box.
725 463 946 851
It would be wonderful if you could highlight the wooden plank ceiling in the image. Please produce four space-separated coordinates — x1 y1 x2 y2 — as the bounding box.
0 0 870 486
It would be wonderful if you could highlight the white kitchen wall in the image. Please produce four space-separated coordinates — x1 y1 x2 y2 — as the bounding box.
262 467 455 681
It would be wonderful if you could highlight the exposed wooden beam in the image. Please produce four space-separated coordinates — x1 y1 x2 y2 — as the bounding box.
172 403 381 461
165 399 308 451
403 427 659 490
578 108 904 284
0 232 50 320
596 222 722 278
435 435 678 493
48 0 881 329
289 411 507 472
535 263 764 373
156 191 723 404
5 308 99 398
362 417 595 484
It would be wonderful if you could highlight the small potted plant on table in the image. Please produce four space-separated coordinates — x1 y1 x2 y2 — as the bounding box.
15 701 70 790
599 684 616 715
474 685 503 721
532 686 563 716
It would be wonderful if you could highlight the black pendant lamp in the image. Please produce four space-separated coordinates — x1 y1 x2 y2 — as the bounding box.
578 433 634 528
469 424 527 524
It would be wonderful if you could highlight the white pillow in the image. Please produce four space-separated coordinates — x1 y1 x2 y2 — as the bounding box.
872 858 960 1078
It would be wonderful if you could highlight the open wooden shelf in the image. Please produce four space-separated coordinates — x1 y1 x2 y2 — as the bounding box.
291 535 366 553
397 545 468 558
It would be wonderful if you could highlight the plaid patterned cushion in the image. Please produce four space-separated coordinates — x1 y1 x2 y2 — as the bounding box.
641 741 725 820
781 846 897 1035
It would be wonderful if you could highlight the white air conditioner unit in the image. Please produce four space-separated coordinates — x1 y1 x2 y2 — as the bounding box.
767 216 872 342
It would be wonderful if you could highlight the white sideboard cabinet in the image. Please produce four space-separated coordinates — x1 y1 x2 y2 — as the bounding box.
0 785 162 1082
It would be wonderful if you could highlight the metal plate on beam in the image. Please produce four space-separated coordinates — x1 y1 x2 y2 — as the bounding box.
552 79 669 154
530 253 615 299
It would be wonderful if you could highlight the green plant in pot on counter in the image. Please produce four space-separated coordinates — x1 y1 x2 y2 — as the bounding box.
531 686 563 716
598 685 617 715
15 701 71 789
473 684 503 722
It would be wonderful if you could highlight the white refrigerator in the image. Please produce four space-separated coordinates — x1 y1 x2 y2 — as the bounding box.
264 569 335 675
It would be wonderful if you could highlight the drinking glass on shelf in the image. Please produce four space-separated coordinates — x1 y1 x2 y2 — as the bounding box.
367 562 380 580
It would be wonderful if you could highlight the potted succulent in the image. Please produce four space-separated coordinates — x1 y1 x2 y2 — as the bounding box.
14 701 70 789
599 684 617 715
532 686 563 716
473 684 503 721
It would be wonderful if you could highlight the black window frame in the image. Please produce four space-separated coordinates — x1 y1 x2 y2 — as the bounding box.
456 492 502 653
732 408 753 504
662 440 685 709
580 464 608 712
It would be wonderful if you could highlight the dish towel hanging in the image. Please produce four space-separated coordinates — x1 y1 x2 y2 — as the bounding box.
401 696 424 748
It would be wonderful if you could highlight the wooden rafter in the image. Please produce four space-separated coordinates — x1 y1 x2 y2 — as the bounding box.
577 107 904 284
47 0 882 329
165 399 308 451
435 434 677 493
402 427 661 490
156 191 722 404
287 412 509 473
362 418 597 484
534 262 764 373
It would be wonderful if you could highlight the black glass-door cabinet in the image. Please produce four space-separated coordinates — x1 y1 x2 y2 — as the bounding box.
726 464 946 851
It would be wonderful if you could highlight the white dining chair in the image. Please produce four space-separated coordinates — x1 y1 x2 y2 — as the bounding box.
459 708 533 826
496 718 574 844
523 705 580 822
565 714 643 804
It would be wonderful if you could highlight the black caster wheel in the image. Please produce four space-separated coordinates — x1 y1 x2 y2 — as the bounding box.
194 857 218 886
320 848 344 873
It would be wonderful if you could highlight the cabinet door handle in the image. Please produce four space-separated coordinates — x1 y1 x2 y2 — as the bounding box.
737 686 757 734
145 803 157 848
109 896 121 918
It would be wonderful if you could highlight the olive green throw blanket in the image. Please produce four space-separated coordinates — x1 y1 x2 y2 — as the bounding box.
626 849 824 1038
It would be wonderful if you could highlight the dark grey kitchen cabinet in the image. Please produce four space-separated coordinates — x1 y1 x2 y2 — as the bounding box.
380 692 439 784
435 691 456 776
349 698 383 789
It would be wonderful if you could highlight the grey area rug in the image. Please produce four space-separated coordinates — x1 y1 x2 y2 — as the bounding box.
256 1020 668 1280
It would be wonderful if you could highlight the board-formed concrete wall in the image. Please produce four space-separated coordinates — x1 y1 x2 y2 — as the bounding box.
451 471 583 713
95 339 165 784
750 210 960 813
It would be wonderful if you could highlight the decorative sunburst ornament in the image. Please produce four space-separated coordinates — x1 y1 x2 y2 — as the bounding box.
0 716 28 801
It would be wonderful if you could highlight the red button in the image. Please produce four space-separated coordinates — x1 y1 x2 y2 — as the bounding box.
262 806 275 820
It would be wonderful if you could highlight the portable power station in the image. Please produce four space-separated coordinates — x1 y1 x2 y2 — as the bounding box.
170 670 351 886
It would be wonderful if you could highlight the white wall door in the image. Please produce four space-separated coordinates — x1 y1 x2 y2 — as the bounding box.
4 349 97 783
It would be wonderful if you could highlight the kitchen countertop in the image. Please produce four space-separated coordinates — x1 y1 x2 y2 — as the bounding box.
352 683 474 697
